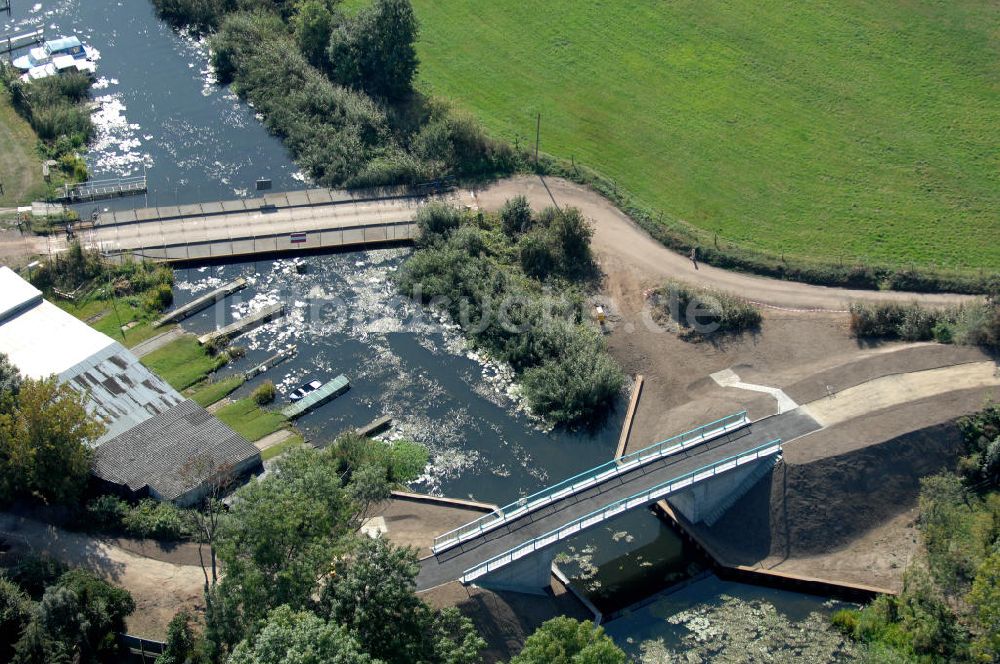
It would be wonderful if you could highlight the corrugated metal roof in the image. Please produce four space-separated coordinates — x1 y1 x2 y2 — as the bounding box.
59 342 184 444
0 266 43 323
92 400 261 502
0 268 183 444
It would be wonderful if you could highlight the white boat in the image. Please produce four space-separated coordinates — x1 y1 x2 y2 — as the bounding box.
289 379 323 402
20 54 97 82
12 36 99 72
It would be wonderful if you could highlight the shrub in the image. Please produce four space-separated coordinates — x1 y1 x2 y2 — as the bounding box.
415 202 462 245
142 283 174 313
830 609 860 637
500 196 534 237
657 281 762 336
85 495 129 529
7 556 68 599
252 381 276 405
121 499 189 540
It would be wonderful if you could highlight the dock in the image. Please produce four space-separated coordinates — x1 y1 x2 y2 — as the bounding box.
281 374 350 419
357 415 393 438
56 176 147 203
244 346 297 380
153 277 247 327
0 29 43 56
197 303 285 346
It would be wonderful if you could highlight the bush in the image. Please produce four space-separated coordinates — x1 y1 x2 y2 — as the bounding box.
121 499 189 540
252 380 276 405
656 281 762 336
142 283 174 313
86 495 129 529
500 196 534 237
830 609 860 637
415 202 462 246
850 299 998 350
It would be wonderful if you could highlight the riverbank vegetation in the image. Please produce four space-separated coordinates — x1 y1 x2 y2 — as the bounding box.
848 286 1000 350
0 64 92 189
396 201 624 426
152 0 518 190
371 0 998 284
30 243 177 348
833 405 1000 662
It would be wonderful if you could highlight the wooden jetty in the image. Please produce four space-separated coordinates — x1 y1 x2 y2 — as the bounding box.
153 277 247 327
57 176 147 203
244 346 297 380
1 28 43 56
197 303 285 346
281 374 350 419
357 415 393 438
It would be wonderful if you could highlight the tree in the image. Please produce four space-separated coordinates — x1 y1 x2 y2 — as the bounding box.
318 537 484 664
293 0 337 69
50 569 136 663
968 553 1000 661
327 0 418 101
347 464 391 527
157 610 207 664
547 207 595 278
207 446 354 654
0 377 102 504
511 617 626 664
179 455 236 587
0 575 32 663
0 352 21 407
229 605 378 664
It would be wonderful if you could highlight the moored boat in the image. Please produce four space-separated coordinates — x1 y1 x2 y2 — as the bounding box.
12 35 99 73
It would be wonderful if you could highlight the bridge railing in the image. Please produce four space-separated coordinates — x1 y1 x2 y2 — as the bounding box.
461 438 782 584
432 410 749 553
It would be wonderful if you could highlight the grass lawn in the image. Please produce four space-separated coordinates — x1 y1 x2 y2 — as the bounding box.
388 0 999 270
215 398 288 442
190 375 246 408
141 336 227 391
260 433 305 461
0 90 46 207
57 297 172 348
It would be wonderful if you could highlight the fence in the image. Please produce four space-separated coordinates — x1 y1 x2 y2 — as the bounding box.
461 438 782 584
432 410 750 553
58 175 147 202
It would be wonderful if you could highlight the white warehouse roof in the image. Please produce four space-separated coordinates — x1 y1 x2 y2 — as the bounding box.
0 266 183 444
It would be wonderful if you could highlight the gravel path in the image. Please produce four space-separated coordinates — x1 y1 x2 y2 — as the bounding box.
474 175 977 311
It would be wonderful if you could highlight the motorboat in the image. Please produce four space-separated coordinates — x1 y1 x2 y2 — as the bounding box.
289 379 323 402
20 54 97 82
12 36 99 72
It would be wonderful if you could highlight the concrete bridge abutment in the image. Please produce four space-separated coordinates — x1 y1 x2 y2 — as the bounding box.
667 455 779 526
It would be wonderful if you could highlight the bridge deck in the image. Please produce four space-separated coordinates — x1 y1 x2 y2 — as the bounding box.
85 188 471 262
416 409 820 591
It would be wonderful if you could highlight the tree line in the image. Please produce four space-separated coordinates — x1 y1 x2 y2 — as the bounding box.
151 0 519 190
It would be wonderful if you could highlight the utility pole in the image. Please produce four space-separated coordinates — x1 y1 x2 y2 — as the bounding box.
534 112 541 169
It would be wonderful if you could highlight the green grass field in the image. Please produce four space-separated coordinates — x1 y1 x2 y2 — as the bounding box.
141 336 227 391
190 375 245 408
0 90 46 207
398 0 999 269
215 398 288 442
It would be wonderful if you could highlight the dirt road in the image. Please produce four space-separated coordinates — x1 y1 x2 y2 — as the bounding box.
474 176 976 311
0 514 205 639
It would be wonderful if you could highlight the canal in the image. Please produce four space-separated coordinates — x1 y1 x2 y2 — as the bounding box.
4 0 856 656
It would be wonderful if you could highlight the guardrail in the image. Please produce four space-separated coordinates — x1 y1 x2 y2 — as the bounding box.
461 438 782 584
432 410 750 553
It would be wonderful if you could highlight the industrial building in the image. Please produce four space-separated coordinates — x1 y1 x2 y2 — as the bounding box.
0 266 260 504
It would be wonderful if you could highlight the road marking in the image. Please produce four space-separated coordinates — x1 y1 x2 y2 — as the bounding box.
710 368 799 414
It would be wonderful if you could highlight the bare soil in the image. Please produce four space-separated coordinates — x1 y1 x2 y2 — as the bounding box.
0 514 205 639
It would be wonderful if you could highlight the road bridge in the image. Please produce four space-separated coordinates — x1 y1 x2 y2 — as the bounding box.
417 409 821 594
82 186 470 263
